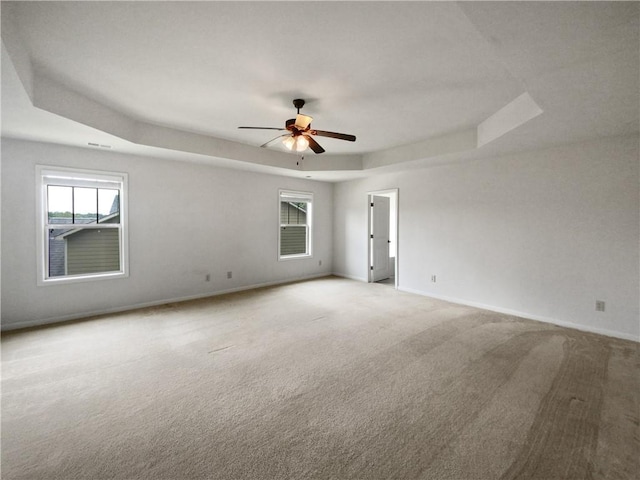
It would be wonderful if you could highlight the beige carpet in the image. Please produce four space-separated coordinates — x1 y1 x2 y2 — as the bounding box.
2 276 638 479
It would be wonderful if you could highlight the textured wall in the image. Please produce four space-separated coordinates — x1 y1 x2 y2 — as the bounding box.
334 135 639 340
1 139 333 329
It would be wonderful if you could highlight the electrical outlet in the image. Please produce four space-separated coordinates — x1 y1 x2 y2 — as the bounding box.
227 271 232 279
431 275 437 283
319 260 322 266
205 274 210 282
595 300 605 312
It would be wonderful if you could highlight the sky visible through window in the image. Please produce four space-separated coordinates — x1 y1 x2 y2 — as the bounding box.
48 186 119 219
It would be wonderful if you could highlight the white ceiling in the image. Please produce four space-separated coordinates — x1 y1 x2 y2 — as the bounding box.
2 1 638 181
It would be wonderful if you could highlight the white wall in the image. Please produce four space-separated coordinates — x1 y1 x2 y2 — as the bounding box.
334 135 639 340
3 135 639 339
1 138 333 329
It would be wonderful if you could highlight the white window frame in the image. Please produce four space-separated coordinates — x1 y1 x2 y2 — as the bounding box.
278 189 313 260
36 165 129 285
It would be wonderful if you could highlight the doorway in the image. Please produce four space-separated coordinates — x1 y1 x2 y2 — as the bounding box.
368 189 398 288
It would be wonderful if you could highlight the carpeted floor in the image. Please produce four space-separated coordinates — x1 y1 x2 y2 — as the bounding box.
2 276 638 479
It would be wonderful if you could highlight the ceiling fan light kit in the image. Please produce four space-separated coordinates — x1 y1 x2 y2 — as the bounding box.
283 135 309 152
238 99 356 154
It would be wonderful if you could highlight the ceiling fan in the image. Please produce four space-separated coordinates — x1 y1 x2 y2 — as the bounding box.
238 99 356 154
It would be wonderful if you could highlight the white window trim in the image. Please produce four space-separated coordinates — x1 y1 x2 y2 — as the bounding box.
36 165 129 286
278 189 313 260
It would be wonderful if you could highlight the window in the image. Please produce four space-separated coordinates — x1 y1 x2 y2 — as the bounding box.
37 166 128 284
279 190 312 259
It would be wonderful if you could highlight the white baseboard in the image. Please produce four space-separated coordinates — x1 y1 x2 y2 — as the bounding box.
332 272 368 282
6 275 637 343
1 273 331 332
397 287 639 343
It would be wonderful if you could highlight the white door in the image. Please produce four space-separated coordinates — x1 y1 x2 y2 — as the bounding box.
371 195 391 281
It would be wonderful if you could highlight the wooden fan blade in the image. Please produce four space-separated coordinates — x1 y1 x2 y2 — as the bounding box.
306 135 325 154
260 134 290 148
238 126 286 131
295 114 313 130
311 130 356 142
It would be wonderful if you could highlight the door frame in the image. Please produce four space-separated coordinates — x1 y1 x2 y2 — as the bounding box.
367 188 399 288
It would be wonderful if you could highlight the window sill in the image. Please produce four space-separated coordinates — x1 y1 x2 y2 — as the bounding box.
278 254 313 261
38 271 128 286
